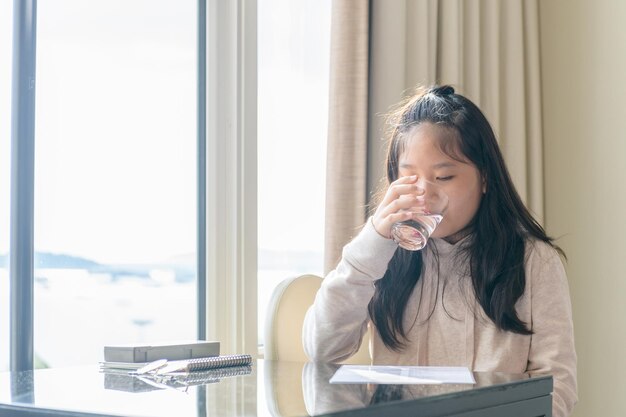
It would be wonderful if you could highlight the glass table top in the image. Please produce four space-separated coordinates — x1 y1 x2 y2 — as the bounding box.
0 360 550 417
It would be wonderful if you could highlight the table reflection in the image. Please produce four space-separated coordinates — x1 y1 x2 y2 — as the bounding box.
0 360 542 417
10 370 35 405
295 361 534 417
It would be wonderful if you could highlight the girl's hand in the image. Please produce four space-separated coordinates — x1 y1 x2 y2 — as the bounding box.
372 175 424 239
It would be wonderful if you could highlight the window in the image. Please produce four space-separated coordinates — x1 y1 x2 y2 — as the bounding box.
32 0 197 367
7 0 259 367
257 0 331 347
0 0 13 372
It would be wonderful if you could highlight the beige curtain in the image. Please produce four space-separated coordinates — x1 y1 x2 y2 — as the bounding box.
324 1 370 273
326 0 544 272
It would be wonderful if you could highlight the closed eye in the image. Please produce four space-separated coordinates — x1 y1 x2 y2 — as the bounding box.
436 176 454 181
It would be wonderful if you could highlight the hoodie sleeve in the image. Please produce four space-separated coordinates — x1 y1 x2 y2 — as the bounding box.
302 218 398 362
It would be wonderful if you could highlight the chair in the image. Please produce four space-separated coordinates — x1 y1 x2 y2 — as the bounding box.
263 274 371 417
264 274 371 364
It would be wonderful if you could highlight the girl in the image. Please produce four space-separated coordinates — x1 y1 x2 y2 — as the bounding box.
303 85 577 417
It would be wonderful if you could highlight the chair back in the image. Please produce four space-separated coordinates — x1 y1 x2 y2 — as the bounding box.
264 274 370 364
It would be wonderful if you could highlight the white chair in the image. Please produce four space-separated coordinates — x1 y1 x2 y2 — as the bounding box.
264 274 371 363
263 274 371 417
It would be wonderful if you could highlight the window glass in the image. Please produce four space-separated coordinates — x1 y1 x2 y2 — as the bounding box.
257 0 331 346
0 0 13 372
34 0 197 367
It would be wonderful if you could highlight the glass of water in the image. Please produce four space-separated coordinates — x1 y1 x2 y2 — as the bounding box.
390 180 449 251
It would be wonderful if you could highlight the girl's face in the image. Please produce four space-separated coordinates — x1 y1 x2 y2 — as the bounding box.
397 122 484 242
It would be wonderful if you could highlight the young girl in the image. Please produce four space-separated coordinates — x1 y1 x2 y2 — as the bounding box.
303 85 577 417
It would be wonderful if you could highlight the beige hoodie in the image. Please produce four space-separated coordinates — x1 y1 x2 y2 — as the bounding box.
303 219 577 417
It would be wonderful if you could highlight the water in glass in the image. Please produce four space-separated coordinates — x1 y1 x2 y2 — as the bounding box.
391 213 443 251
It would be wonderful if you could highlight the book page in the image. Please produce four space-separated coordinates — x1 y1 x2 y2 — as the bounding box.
329 365 476 385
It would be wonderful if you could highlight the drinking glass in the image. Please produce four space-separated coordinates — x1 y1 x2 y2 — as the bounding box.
390 180 449 251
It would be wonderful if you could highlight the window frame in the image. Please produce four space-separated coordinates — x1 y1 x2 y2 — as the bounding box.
10 0 37 372
204 0 258 356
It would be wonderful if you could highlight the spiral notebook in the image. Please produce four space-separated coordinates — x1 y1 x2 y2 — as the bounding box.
100 354 253 376
156 354 253 375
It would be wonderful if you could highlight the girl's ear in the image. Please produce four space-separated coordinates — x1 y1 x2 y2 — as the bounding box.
482 175 487 194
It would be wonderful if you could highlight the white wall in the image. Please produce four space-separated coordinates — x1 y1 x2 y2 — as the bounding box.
540 1 626 416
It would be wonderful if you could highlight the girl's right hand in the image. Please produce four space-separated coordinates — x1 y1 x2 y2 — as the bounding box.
372 175 424 239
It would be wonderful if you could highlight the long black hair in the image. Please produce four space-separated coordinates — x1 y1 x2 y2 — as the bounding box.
367 85 563 351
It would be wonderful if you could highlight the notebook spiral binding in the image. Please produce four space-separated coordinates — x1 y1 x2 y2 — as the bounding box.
186 354 252 371
173 365 252 384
